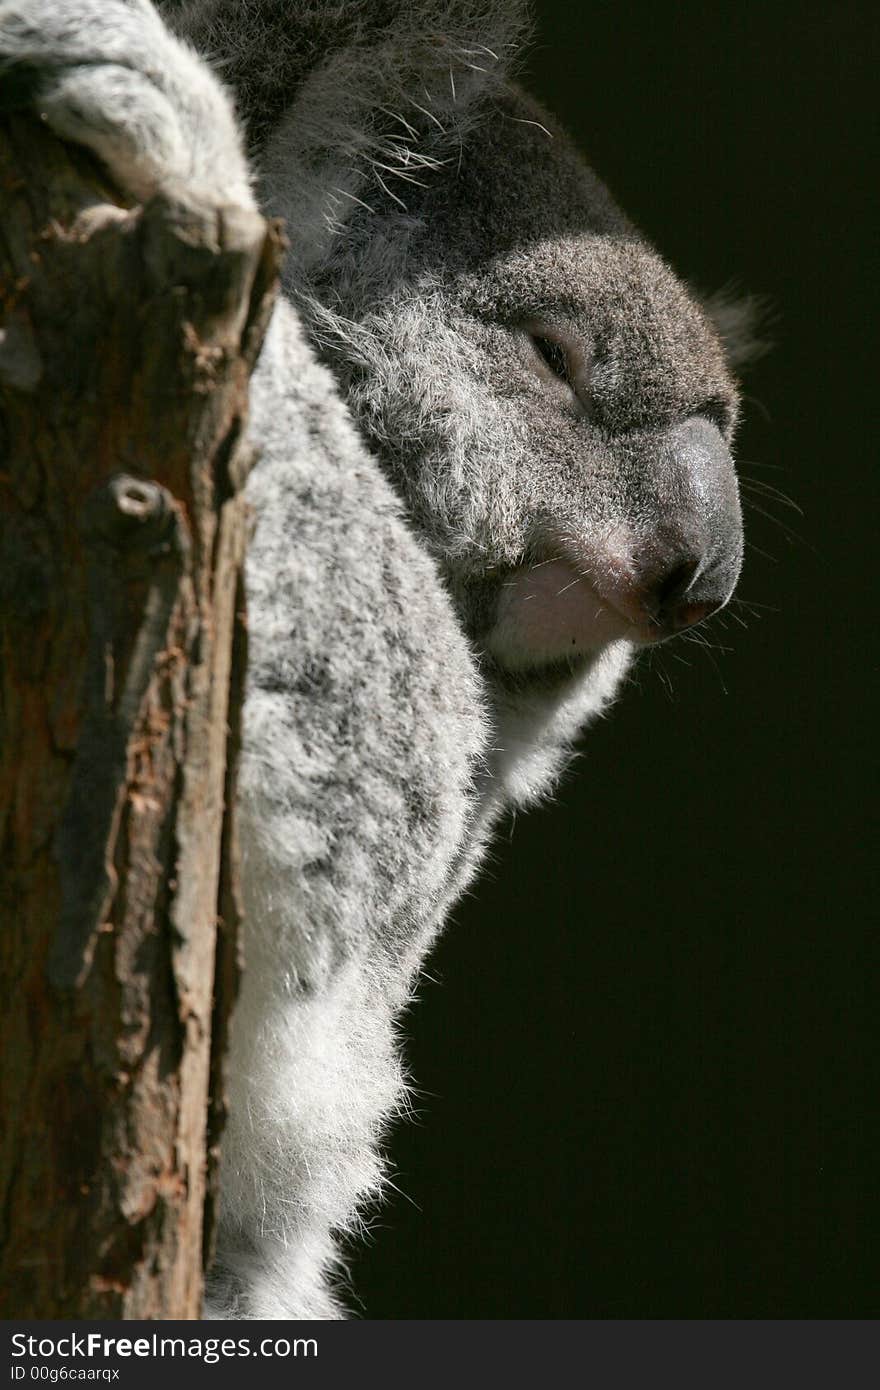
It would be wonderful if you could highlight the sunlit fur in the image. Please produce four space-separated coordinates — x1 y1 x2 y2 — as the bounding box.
1 0 749 1317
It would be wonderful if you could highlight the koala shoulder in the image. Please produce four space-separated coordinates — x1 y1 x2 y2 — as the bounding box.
238 297 488 985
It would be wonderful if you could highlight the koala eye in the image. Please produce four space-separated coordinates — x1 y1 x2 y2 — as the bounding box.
521 321 590 416
531 334 571 385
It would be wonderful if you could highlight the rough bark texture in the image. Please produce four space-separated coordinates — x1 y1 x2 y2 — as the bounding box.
0 115 282 1318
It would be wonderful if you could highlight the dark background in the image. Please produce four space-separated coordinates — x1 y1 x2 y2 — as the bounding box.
356 0 877 1317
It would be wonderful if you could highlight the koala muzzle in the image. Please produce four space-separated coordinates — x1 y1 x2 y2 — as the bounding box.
488 418 743 669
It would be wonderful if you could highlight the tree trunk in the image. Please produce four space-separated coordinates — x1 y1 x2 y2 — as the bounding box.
0 115 282 1317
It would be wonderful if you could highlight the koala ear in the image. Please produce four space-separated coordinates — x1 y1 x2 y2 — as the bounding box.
701 288 773 372
170 2 530 156
239 1 532 267
321 0 532 114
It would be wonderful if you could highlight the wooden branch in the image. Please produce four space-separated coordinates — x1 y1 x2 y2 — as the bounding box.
0 115 282 1317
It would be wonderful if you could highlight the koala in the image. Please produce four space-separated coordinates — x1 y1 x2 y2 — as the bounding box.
0 1 748 1318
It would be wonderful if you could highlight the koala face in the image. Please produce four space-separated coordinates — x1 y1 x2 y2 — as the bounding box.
306 90 742 711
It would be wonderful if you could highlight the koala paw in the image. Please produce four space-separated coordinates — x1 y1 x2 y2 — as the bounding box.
0 0 253 207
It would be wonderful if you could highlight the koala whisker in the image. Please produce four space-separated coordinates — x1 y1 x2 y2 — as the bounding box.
555 576 585 596
378 107 420 139
369 168 408 208
730 597 779 613
738 391 774 423
455 45 501 61
723 607 750 630
526 554 565 571
737 457 788 473
745 541 778 564
647 651 677 702
739 476 803 516
331 186 377 214
369 157 430 186
681 628 734 657
511 116 554 139
407 96 446 132
679 636 730 693
741 497 804 547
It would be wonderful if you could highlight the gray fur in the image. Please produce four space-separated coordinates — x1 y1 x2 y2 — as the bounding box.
1 0 746 1317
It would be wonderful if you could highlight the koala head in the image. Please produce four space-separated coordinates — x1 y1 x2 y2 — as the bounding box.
180 1 745 793
295 87 742 758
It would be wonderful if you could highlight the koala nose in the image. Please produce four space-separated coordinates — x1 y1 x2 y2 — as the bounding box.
634 417 743 637
649 556 728 634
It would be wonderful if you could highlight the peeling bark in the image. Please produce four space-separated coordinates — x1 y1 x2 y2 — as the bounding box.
0 115 282 1318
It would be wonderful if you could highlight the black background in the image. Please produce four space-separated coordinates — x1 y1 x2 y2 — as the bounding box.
355 0 877 1317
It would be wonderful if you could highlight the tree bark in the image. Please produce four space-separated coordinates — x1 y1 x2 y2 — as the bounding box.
0 115 282 1317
